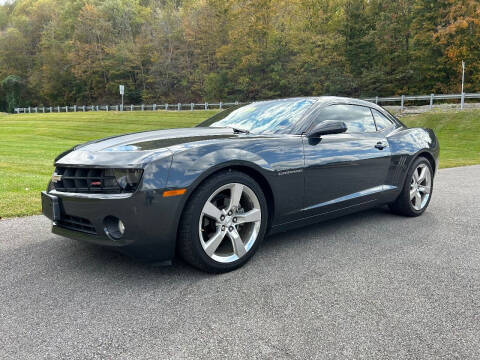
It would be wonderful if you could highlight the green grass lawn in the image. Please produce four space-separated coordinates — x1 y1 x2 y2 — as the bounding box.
0 111 216 218
0 109 479 218
401 110 480 168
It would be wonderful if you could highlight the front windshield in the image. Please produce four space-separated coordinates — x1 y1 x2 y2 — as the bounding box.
197 98 317 134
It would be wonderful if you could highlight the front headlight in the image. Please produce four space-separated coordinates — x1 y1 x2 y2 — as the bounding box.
103 168 143 192
114 169 143 191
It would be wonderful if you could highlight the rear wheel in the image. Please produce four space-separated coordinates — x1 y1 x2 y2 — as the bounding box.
178 171 268 273
389 157 433 217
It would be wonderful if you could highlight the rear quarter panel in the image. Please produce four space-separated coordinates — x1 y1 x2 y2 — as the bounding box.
386 127 439 193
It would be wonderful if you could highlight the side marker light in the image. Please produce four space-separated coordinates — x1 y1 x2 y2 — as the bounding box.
163 189 187 197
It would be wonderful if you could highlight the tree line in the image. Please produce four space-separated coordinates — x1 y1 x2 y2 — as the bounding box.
0 0 479 113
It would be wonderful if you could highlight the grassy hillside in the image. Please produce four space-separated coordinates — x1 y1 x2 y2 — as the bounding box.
0 109 479 218
401 110 480 168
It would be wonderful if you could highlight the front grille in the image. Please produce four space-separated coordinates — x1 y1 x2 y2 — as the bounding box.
53 167 123 194
57 214 96 234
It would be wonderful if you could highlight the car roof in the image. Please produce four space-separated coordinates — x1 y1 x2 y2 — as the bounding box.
253 96 378 109
251 97 321 104
315 96 373 106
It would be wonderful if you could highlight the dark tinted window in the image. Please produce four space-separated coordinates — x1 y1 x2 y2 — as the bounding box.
316 104 376 133
197 98 316 134
372 109 394 131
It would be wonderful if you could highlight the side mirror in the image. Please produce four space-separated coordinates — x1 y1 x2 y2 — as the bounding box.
306 120 347 137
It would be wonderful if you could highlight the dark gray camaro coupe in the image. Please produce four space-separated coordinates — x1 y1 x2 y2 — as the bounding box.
42 97 439 272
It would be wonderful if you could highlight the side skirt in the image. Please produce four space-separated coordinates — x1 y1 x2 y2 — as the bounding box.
269 198 380 235
268 185 401 236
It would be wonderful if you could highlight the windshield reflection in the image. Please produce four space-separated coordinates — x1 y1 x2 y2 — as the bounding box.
198 98 317 134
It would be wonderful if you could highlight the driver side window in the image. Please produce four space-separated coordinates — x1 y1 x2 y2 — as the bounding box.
316 104 376 133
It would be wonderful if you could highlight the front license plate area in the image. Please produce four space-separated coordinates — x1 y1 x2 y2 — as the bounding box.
41 191 61 221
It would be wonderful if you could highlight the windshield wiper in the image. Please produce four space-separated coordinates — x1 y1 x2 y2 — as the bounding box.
230 127 250 134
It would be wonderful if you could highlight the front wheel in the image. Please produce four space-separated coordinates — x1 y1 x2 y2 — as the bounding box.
389 157 434 217
178 171 268 273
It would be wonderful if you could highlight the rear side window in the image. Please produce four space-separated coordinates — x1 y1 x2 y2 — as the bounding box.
316 104 376 133
371 109 394 131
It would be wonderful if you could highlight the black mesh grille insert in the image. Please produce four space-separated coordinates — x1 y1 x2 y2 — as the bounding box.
53 167 124 194
57 214 96 234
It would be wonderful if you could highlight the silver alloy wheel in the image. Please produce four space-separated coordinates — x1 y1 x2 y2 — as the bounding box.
410 163 432 211
198 183 262 263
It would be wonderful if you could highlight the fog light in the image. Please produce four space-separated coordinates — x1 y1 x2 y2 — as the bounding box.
104 216 125 240
118 219 125 235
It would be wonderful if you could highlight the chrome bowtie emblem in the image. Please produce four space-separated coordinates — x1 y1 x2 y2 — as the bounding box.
51 173 63 183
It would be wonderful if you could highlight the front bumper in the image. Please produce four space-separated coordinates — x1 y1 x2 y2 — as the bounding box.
42 189 184 262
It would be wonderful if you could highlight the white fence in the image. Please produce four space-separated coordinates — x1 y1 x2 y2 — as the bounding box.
14 101 242 114
363 93 480 111
13 93 480 114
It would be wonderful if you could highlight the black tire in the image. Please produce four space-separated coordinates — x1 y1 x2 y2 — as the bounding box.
177 170 268 273
389 156 434 217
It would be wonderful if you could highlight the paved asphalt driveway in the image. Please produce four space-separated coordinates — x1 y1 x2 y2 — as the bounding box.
1 165 479 359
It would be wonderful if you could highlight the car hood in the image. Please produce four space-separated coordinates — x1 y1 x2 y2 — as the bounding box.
55 127 240 167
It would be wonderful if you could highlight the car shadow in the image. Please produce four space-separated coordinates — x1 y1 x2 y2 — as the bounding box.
4 205 408 291
59 205 398 277
262 205 394 249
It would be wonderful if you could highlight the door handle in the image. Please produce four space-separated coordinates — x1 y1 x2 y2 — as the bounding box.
375 141 388 150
